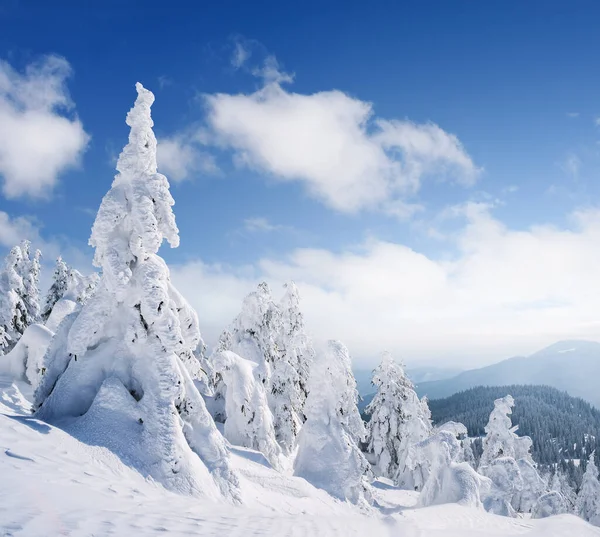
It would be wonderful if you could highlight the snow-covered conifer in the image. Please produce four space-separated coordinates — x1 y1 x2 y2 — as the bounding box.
0 245 28 347
366 352 432 488
0 325 10 355
19 241 42 325
219 282 313 456
532 491 567 519
212 350 283 469
33 83 237 500
480 395 518 466
576 452 600 524
42 257 70 322
294 340 372 506
416 430 488 508
551 468 576 512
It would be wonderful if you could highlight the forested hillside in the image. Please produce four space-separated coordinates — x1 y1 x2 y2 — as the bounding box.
429 385 600 475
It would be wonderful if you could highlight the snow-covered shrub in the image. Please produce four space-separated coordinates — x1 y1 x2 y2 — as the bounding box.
416 430 489 508
366 352 431 487
550 469 576 512
576 453 600 525
480 457 523 517
0 323 53 386
294 340 372 506
532 491 567 519
212 350 283 469
512 458 546 514
33 83 238 501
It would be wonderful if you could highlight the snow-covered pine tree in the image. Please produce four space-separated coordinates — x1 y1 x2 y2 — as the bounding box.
294 339 372 506
365 352 432 488
551 468 576 512
211 349 283 469
19 241 42 325
0 325 11 355
220 281 313 456
576 452 600 525
41 257 70 322
478 394 544 515
0 245 29 349
278 281 312 416
480 395 518 466
34 83 238 500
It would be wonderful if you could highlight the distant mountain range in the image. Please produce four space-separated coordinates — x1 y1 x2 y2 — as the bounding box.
415 340 600 408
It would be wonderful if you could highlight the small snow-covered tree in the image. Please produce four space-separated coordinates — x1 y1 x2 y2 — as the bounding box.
576 452 600 525
366 352 432 488
0 325 11 355
42 257 70 322
19 241 42 325
33 83 238 500
479 394 544 515
219 281 313 456
480 395 518 466
212 349 282 469
294 340 372 506
551 468 576 512
532 491 567 519
0 245 28 348
416 430 489 508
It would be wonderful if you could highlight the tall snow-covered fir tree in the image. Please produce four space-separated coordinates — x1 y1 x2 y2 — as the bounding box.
33 83 238 501
294 339 372 506
366 352 432 488
41 256 70 322
576 452 600 524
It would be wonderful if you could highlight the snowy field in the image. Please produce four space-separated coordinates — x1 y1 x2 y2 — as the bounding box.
1 375 597 537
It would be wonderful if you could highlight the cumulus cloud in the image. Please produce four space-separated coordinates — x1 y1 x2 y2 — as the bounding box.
157 135 219 182
171 204 600 368
0 55 89 199
202 59 479 215
0 211 41 248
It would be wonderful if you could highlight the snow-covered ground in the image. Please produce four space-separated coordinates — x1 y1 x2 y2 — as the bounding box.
0 374 597 537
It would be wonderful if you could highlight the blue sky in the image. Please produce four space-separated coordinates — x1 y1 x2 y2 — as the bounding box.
2 1 600 367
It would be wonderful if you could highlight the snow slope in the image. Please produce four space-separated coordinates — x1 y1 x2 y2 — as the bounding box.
1 374 598 536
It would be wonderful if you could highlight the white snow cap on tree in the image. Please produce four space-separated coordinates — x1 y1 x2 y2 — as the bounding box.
33 83 238 501
294 340 372 506
42 256 70 322
366 351 432 488
576 452 600 525
212 350 283 469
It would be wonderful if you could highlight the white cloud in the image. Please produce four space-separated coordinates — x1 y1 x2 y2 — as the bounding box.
157 136 219 182
171 204 600 368
567 112 580 118
561 154 581 179
203 62 480 215
231 41 251 69
0 211 41 248
243 217 283 233
595 117 600 127
0 55 89 199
